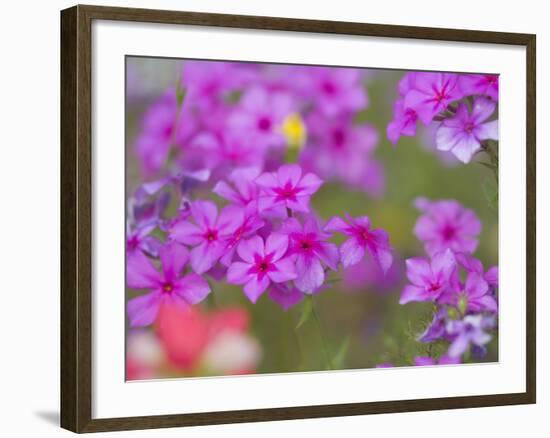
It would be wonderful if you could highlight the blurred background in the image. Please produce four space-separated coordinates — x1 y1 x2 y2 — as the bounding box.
125 57 498 380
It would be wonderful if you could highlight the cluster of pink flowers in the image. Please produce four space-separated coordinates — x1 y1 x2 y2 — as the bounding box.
134 61 383 196
399 198 498 361
127 163 393 325
387 72 499 163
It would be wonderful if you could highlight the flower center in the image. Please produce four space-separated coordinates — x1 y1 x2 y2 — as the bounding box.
464 122 475 134
274 182 300 201
162 282 174 293
441 224 456 241
332 129 346 148
428 282 441 293
205 229 218 242
257 116 272 132
322 81 336 95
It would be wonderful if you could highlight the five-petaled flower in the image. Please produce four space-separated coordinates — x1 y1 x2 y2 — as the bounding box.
399 249 456 304
281 217 339 293
126 243 211 326
436 97 498 163
169 200 240 274
227 234 297 303
324 214 393 273
256 164 322 214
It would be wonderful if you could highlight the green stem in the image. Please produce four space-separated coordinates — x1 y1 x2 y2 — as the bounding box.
309 295 333 370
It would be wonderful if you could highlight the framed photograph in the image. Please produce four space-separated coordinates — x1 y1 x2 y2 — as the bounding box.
60 4 536 433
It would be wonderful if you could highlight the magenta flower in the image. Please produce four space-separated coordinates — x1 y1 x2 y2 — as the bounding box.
386 98 418 145
227 234 297 303
169 200 240 274
414 198 481 256
126 244 210 326
303 114 383 196
229 86 294 149
404 73 461 125
213 167 262 210
280 217 339 293
459 74 499 101
268 282 304 311
455 252 499 291
306 67 368 116
436 97 498 163
399 249 456 304
256 164 322 214
324 214 392 273
219 205 265 267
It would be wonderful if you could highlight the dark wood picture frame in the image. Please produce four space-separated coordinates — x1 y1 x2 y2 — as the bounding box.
60 4 536 433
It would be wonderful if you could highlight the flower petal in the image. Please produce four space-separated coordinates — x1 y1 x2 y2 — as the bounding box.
127 292 161 327
170 220 203 245
227 262 253 284
159 243 189 280
265 233 289 261
405 257 432 287
268 284 303 311
293 256 324 293
190 200 218 229
190 241 223 274
176 273 211 304
339 237 365 268
243 276 270 303
268 256 297 283
297 172 323 195
277 164 302 186
127 250 160 289
237 236 264 262
399 285 430 304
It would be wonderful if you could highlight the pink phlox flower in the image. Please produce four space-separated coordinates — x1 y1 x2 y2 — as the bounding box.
280 217 339 293
227 234 297 303
435 97 498 163
414 198 481 256
324 214 393 273
169 200 242 274
403 72 462 125
213 167 262 210
126 243 210 326
399 249 456 304
256 164 323 214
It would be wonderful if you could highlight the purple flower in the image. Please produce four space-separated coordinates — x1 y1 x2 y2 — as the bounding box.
213 167 262 210
399 249 456 304
459 74 499 101
418 308 452 343
227 234 297 303
126 244 210 326
455 252 498 290
169 200 240 274
126 223 161 258
446 314 495 358
306 67 368 116
268 282 304 311
404 73 461 125
436 97 498 163
280 217 339 293
324 214 392 273
414 355 460 366
229 86 294 149
414 198 481 256
256 164 322 214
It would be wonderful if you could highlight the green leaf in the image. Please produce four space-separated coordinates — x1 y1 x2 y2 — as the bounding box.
332 336 351 368
296 297 313 329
